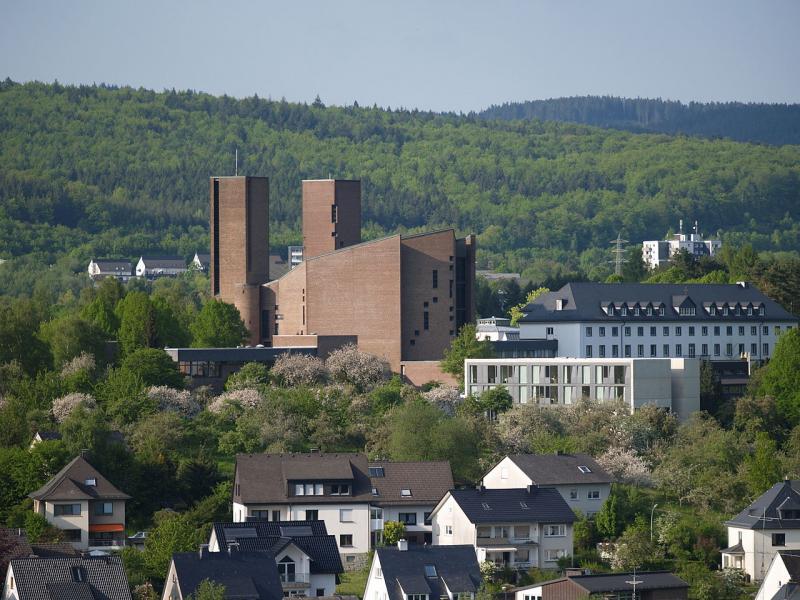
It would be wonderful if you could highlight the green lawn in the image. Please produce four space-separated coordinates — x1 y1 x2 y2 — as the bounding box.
337 570 368 598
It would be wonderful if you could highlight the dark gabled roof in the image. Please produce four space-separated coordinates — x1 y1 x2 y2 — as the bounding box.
446 488 575 524
726 480 800 530
194 252 211 264
369 461 453 506
518 282 797 323
515 571 689 594
721 542 744 555
34 431 62 441
8 556 132 600
770 583 800 600
171 550 283 600
234 453 374 504
29 544 80 558
29 455 130 502
505 454 615 486
90 259 133 272
0 528 33 571
211 521 343 574
779 552 800 582
138 256 186 269
376 545 481 600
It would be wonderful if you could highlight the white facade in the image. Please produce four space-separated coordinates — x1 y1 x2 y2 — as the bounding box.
482 457 610 517
232 501 371 560
476 317 521 342
31 498 126 551
642 223 722 270
2 564 18 600
723 526 800 582
371 504 433 545
135 257 188 278
363 553 390 600
464 357 700 421
754 553 799 600
519 320 794 363
431 494 573 570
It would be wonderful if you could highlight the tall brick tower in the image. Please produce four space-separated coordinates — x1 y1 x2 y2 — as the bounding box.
302 179 361 259
210 176 269 345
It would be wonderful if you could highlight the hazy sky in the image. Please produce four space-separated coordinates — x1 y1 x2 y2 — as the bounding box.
2 0 799 112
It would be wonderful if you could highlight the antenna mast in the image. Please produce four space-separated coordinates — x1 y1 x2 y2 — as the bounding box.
609 233 629 277
235 149 238 176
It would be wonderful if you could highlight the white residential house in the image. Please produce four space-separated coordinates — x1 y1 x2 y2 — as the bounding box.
87 259 133 282
363 542 482 600
754 551 800 600
135 256 188 278
723 479 800 582
233 453 373 566
642 220 721 270
367 461 453 547
476 317 521 342
482 454 614 517
516 282 797 364
464 357 700 422
430 487 575 570
190 252 210 271
207 520 343 597
3 556 132 600
28 454 129 551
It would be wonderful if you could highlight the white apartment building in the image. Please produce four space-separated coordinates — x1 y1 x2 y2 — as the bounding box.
642 221 721 270
430 488 575 570
476 317 521 342
465 357 700 421
517 282 797 364
482 454 614 517
723 480 800 582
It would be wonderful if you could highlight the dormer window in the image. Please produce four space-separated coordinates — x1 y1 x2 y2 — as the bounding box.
577 466 592 474
679 307 696 316
723 306 729 316
85 478 97 486
556 299 565 311
646 306 652 316
607 304 614 316
425 565 437 578
659 306 665 316
747 306 753 316
372 487 379 496
400 488 412 497
295 483 324 496
621 307 627 316
331 484 350 496
709 305 716 315
760 305 766 316
634 307 640 316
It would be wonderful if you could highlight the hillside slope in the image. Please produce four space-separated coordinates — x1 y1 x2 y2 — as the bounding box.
479 96 800 146
1 80 799 286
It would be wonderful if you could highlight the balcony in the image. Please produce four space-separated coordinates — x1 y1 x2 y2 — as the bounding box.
477 535 538 547
280 573 310 589
370 518 384 531
88 538 126 549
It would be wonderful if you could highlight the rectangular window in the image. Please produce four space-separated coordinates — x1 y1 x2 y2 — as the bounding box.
432 270 438 289
663 326 669 336
445 525 453 535
598 345 606 358
423 311 429 330
764 343 770 357
676 326 682 336
585 326 592 337
751 326 757 336
331 204 338 223
272 510 281 521
544 524 566 537
612 345 619 358
637 344 644 357
399 512 417 525
340 509 353 522
751 343 758 355
624 345 631 358
624 326 631 336
62 529 82 542
727 326 733 336
688 343 695 358
739 326 745 336
726 343 733 357
599 326 605 337
663 344 670 357
569 490 578 500
637 327 644 337
305 483 315 495
773 533 786 547
676 344 682 357
54 504 81 516
612 327 619 337
588 490 600 500
739 343 745 355
295 484 304 496
331 484 351 496
650 344 657 357
449 279 453 298
650 326 656 336
701 326 708 336
702 344 708 356
93 502 113 516
714 326 720 336
714 344 720 357
545 549 566 562
306 509 318 521
339 534 353 547
585 345 592 358
487 365 497 384
764 326 769 335
546 327 554 336
688 326 695 336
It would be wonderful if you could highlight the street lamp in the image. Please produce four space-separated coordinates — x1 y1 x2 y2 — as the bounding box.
650 503 658 542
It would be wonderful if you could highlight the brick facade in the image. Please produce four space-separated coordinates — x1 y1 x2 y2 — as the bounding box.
302 179 361 259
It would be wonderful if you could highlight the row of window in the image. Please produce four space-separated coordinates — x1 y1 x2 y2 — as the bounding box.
585 342 770 358
586 324 790 338
53 502 113 516
478 364 626 386
603 303 765 318
293 483 350 496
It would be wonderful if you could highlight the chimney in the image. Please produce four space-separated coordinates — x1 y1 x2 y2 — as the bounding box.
397 539 408 552
228 541 240 556
199 544 210 559
526 484 536 494
476 484 485 493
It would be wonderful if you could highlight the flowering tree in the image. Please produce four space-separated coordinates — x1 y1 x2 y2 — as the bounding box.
597 447 652 486
422 386 463 416
207 389 264 415
270 353 328 387
60 352 96 378
146 386 201 417
325 344 388 391
51 393 96 423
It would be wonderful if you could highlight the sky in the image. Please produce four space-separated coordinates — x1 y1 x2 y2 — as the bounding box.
2 0 799 113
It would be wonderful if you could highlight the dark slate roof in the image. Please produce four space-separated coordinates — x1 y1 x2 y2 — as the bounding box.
35 431 62 441
194 253 211 264
0 528 33 571
376 545 481 600
368 461 453 506
212 520 343 574
30 544 81 558
90 259 133 272
518 282 797 324
29 455 130 502
446 488 575 524
779 552 800 581
721 542 744 555
505 454 615 486
171 550 283 600
771 583 800 600
8 556 132 600
234 453 374 504
726 480 800 530
516 571 689 594
138 256 187 269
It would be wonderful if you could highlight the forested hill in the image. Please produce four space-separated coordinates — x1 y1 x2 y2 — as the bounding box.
478 96 800 146
1 79 800 293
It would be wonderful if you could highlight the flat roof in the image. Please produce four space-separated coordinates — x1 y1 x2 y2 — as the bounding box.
464 357 680 365
165 347 316 362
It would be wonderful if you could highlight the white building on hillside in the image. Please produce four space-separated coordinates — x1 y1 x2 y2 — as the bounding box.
464 357 700 421
642 220 721 270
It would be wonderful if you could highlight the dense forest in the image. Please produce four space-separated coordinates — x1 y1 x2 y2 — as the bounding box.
1 80 800 298
479 96 800 146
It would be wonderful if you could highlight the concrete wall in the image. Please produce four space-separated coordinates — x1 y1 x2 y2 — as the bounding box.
400 361 459 387
669 358 701 421
46 500 89 549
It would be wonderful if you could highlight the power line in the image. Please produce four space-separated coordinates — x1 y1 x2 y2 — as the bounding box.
609 233 629 277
